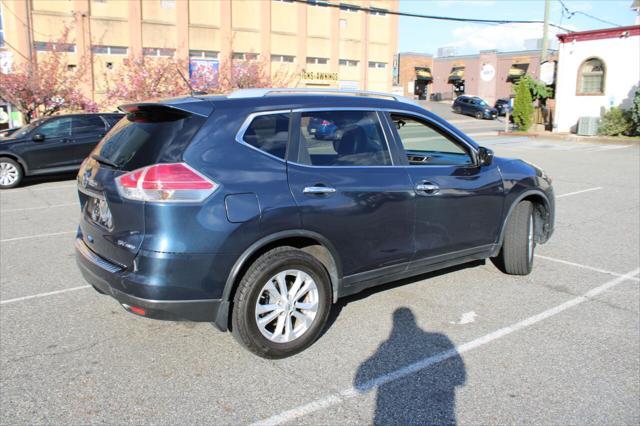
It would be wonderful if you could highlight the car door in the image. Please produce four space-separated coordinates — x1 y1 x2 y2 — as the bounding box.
459 97 470 115
286 109 415 279
71 115 108 165
386 111 504 262
21 116 75 171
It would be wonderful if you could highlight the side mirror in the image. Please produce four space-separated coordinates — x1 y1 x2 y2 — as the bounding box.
478 146 494 167
32 133 45 142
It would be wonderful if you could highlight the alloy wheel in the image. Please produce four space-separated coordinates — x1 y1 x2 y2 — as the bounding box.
0 162 19 186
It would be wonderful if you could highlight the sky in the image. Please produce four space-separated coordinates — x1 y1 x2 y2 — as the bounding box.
398 0 639 56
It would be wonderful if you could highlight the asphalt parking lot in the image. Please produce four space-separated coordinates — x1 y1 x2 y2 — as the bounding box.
1 131 638 424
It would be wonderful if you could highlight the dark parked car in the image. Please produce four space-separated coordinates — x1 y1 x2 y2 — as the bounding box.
0 113 123 188
452 95 498 120
75 89 554 358
495 98 513 116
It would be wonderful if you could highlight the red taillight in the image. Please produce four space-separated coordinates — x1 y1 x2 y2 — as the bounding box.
128 305 147 316
321 120 331 126
115 163 217 203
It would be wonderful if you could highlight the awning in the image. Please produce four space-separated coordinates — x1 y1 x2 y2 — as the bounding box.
447 66 465 84
507 63 529 82
415 67 433 82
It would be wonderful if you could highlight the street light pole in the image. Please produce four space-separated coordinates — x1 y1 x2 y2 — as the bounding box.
541 0 551 63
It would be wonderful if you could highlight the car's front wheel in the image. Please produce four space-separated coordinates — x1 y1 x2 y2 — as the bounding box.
0 158 23 189
231 247 331 359
494 201 535 275
475 111 484 119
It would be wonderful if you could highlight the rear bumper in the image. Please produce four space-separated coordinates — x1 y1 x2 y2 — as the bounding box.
75 237 229 325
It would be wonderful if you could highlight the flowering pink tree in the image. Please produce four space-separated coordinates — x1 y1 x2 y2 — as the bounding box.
0 27 97 123
104 56 191 104
105 54 298 105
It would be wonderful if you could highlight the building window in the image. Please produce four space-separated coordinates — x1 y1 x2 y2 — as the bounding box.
67 64 77 71
339 59 359 67
273 0 294 2
233 52 259 61
578 57 605 95
369 7 387 16
309 0 330 7
368 61 386 69
92 45 128 55
306 57 328 65
33 42 76 53
340 3 359 12
160 0 176 9
143 47 175 57
190 50 218 59
271 54 295 63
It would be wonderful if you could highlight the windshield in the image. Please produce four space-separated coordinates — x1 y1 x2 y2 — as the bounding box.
9 118 46 139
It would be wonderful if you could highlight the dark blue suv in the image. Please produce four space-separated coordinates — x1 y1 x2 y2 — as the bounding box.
75 89 554 358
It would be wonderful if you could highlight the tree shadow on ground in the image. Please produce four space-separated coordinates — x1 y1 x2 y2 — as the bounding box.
353 307 466 425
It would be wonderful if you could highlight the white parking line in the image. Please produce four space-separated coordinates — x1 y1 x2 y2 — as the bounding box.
0 203 77 213
252 267 640 426
0 285 91 305
556 187 602 198
0 231 75 243
535 254 640 281
1 184 76 194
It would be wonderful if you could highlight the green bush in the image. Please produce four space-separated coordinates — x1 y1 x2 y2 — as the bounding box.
598 107 632 136
629 89 640 136
512 79 534 131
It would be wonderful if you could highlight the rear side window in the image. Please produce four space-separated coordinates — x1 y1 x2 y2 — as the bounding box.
297 110 391 167
242 113 290 160
103 115 123 128
93 108 205 171
72 116 106 134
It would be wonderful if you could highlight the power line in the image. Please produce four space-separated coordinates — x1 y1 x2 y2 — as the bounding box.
557 0 622 28
293 0 573 32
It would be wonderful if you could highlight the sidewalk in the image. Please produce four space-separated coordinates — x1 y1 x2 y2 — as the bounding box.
497 130 639 145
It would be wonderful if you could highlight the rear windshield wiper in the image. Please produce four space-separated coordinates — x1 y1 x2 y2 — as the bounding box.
91 154 120 169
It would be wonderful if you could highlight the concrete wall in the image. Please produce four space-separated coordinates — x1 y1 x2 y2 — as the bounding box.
554 33 640 133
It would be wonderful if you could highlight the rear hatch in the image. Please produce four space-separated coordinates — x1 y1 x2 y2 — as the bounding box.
77 101 211 268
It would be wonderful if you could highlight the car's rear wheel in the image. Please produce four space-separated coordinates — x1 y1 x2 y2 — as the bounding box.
0 158 23 189
494 201 535 275
231 247 331 359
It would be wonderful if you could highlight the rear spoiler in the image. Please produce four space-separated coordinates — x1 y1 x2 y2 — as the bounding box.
119 98 214 118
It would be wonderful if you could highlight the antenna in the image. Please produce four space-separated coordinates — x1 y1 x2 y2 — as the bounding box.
175 66 207 96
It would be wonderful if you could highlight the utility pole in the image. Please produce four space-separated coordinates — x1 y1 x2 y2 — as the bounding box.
540 0 551 63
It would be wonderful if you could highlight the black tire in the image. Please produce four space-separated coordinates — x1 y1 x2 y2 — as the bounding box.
494 201 535 275
475 111 484 120
231 247 332 359
0 157 23 189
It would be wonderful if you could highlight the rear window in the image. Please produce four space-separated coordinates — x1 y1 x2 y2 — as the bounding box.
93 108 205 171
242 113 290 160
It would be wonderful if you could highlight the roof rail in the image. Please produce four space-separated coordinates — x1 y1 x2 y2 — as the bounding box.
227 88 416 104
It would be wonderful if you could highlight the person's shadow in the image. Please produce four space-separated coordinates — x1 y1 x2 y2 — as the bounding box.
354 308 466 425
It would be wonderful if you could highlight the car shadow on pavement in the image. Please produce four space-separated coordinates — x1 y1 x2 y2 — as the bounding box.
353 307 466 425
19 172 77 188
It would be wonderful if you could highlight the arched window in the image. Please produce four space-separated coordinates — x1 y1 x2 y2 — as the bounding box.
578 58 605 95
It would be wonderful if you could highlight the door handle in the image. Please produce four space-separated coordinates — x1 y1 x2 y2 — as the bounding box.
61 138 74 143
303 186 336 195
415 182 440 195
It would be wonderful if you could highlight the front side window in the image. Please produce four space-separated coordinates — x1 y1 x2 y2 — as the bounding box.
578 58 605 95
242 113 290 160
37 117 72 139
391 114 472 167
297 111 391 167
